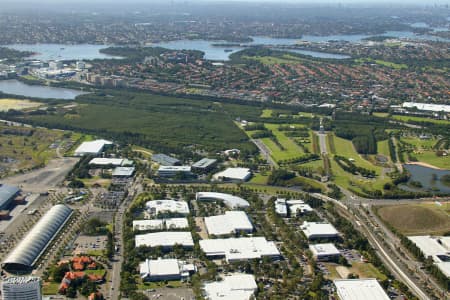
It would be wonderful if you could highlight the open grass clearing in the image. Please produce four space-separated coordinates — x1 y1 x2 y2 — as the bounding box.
260 109 273 118
355 58 407 69
0 98 42 111
393 115 450 125
42 282 60 295
401 136 450 169
377 203 450 235
349 262 387 281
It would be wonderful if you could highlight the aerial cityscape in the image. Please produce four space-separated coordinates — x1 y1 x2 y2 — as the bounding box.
0 0 449 300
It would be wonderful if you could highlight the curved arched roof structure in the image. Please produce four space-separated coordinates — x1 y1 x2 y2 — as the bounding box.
195 192 249 209
2 204 73 274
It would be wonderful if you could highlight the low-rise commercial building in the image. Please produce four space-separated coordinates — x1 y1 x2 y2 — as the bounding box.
199 237 280 262
135 232 194 249
157 166 192 178
0 184 20 211
74 139 113 156
112 167 135 178
196 192 249 209
203 273 257 300
300 221 339 240
139 258 195 282
132 218 189 231
204 211 253 236
146 200 190 217
213 168 252 182
309 243 341 261
192 158 217 173
89 158 124 166
408 235 450 277
333 279 390 300
275 199 288 217
1 276 41 300
151 154 180 166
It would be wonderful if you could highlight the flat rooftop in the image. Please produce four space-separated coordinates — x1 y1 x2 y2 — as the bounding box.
213 168 251 181
192 158 217 169
301 221 339 239
204 211 253 236
135 231 194 248
203 273 257 300
309 243 340 256
89 158 123 166
146 200 190 215
200 236 280 262
74 139 112 155
334 279 390 300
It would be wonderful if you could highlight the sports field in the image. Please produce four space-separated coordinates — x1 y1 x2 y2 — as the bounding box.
377 203 450 235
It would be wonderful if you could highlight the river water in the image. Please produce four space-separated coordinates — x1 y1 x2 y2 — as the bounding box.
0 80 87 100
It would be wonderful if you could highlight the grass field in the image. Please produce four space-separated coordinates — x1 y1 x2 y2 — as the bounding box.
392 115 450 126
349 262 387 281
0 98 42 111
401 136 450 169
328 134 390 193
376 140 391 163
250 172 269 184
243 54 303 65
0 124 68 177
356 58 407 69
377 203 450 235
42 282 60 295
261 123 305 162
260 109 273 118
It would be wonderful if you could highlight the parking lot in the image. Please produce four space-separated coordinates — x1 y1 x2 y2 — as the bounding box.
73 235 107 256
143 287 194 300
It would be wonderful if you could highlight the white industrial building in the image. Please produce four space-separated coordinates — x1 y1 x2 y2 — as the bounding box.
275 199 313 217
300 221 339 240
135 231 194 249
203 273 257 300
213 168 252 182
309 243 341 261
1 276 41 300
196 192 250 209
74 139 113 156
89 158 124 166
402 102 450 113
133 218 189 231
112 167 135 178
408 235 450 277
334 279 390 300
133 219 164 231
199 237 280 262
139 258 195 282
157 166 192 177
146 200 190 216
204 211 253 236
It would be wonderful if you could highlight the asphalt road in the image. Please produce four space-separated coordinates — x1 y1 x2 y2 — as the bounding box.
316 132 328 154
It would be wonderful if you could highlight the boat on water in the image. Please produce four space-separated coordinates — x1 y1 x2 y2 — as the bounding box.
224 49 233 52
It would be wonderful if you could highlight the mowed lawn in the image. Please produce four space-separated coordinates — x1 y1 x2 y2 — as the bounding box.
401 137 450 169
261 123 305 162
377 203 450 235
393 115 450 126
376 140 391 162
328 134 390 192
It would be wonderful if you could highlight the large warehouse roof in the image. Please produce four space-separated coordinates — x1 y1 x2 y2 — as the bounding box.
204 211 253 236
213 168 252 182
0 184 20 210
135 231 194 248
89 158 123 166
402 102 450 113
301 221 339 239
74 139 112 156
407 236 450 262
199 237 280 262
334 279 389 300
2 204 73 273
146 200 190 216
203 273 257 300
196 192 250 209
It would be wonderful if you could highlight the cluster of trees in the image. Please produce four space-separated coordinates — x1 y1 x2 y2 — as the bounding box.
388 138 397 162
334 155 376 178
83 218 109 236
278 153 319 165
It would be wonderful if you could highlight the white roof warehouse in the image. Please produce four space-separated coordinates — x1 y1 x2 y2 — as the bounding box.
204 211 253 236
199 236 280 262
334 279 390 300
74 139 113 156
135 231 194 249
